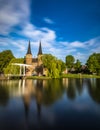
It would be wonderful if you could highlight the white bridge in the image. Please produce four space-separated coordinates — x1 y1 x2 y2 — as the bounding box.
11 63 32 76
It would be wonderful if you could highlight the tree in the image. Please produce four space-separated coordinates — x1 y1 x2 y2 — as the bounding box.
86 53 100 75
42 54 66 78
0 50 14 74
35 65 43 75
57 59 66 74
74 59 81 73
65 55 75 70
4 58 24 75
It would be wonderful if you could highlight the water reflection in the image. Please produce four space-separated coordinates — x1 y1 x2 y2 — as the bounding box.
22 79 65 121
0 79 100 106
63 78 83 100
0 83 9 106
22 80 43 122
0 78 100 129
87 78 100 104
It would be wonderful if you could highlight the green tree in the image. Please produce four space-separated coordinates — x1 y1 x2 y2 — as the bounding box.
0 50 14 73
4 58 24 75
42 54 66 78
86 53 100 75
65 55 75 70
74 59 81 73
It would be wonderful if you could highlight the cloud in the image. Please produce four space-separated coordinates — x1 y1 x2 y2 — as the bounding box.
70 41 85 48
43 17 54 24
0 0 100 64
0 37 27 58
91 47 100 53
83 37 98 49
20 23 56 42
0 0 30 35
75 52 88 63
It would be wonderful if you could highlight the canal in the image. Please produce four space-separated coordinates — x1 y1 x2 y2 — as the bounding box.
0 78 100 130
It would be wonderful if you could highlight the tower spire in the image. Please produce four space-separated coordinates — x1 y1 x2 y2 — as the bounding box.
27 40 32 54
38 41 42 55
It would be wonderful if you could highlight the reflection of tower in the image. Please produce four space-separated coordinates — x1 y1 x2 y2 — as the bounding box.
22 80 33 119
23 95 30 119
35 80 43 120
21 80 44 123
37 102 41 120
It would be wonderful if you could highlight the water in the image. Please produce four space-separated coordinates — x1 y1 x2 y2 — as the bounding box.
0 78 100 130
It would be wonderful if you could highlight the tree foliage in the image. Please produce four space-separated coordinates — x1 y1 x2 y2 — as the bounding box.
65 55 75 69
42 54 66 78
86 53 100 75
74 59 81 73
0 50 14 73
4 58 24 75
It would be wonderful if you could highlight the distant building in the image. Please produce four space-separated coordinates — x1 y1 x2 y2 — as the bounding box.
25 41 44 76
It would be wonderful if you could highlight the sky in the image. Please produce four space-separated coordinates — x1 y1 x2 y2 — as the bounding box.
0 0 100 64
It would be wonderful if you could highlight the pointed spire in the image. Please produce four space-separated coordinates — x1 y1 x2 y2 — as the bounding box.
27 40 32 54
38 41 42 55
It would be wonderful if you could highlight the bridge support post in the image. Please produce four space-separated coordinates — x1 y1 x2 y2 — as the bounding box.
20 65 22 76
23 66 25 76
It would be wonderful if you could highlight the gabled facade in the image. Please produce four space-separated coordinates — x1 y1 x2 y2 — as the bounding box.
25 41 43 76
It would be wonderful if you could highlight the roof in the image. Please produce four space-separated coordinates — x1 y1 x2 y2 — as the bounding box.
26 41 32 54
38 41 42 55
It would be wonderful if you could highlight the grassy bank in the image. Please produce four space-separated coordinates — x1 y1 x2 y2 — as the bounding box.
26 76 51 80
26 74 100 79
61 73 100 78
0 74 100 80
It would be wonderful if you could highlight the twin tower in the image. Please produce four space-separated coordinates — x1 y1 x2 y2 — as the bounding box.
25 41 43 76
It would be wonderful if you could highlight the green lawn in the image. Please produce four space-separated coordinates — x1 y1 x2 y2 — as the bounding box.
26 76 51 79
61 73 100 78
26 73 100 79
1 74 100 80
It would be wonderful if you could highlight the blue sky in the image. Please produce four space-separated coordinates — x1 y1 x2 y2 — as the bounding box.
0 0 100 64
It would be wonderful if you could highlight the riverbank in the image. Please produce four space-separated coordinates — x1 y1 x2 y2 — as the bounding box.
0 74 100 80
26 76 51 79
61 73 100 78
0 76 7 80
26 74 100 79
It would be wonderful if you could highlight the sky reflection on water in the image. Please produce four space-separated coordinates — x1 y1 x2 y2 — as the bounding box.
0 78 100 130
